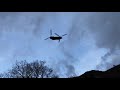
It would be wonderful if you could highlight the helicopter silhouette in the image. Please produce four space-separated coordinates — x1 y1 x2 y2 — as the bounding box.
44 30 67 42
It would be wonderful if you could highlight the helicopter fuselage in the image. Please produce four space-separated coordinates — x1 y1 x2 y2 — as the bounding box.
50 36 62 40
44 30 67 42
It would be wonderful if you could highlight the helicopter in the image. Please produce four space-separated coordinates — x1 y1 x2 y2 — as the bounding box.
44 30 67 42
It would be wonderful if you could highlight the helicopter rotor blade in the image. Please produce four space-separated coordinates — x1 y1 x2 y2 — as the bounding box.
55 33 60 37
44 37 50 40
62 34 67 37
50 30 52 36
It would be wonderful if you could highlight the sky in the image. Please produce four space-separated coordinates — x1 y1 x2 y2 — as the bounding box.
0 12 120 77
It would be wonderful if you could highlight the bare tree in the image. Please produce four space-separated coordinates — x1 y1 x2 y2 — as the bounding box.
0 60 59 78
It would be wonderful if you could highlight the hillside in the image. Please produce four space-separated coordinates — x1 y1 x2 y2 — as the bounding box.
76 65 120 78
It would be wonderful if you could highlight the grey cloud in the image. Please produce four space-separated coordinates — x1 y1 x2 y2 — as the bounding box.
86 12 120 70
1 12 120 77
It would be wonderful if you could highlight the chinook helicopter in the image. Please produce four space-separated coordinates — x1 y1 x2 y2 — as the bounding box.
44 30 67 42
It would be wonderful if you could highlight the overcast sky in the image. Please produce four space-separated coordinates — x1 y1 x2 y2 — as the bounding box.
0 12 120 77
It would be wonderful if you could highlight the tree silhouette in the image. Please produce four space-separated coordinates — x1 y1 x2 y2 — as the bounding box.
0 60 59 78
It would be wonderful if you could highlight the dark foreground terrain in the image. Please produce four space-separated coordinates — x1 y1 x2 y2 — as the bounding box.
75 65 120 78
